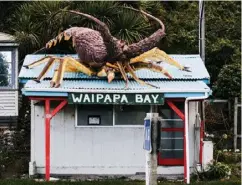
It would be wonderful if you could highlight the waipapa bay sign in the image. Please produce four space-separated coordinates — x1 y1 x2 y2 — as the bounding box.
68 93 164 105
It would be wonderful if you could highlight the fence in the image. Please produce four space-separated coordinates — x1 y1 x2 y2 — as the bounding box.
204 98 241 150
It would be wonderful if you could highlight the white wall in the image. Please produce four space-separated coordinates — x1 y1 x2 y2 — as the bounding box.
30 101 201 175
0 91 18 116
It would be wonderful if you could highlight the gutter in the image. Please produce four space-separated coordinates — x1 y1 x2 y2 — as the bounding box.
21 81 210 94
184 92 209 184
22 88 210 94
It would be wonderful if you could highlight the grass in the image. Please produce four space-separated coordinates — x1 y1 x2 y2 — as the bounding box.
0 179 240 185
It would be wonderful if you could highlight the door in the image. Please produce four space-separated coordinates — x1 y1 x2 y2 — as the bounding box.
158 102 184 166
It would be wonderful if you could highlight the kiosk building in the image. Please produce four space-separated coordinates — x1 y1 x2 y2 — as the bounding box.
19 54 213 183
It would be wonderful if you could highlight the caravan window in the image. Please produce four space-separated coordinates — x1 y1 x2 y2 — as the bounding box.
0 49 15 88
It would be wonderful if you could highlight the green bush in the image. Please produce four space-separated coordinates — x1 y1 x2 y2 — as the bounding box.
205 161 231 180
0 130 15 177
215 150 241 164
194 161 232 181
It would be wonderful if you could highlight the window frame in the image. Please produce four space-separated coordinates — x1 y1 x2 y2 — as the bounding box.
75 105 144 128
0 46 17 89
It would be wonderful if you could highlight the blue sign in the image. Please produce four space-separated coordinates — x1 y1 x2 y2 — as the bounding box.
143 119 152 152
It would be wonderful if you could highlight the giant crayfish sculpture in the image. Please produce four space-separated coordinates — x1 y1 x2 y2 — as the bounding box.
24 8 190 88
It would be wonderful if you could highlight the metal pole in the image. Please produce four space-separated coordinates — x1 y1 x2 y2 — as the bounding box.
145 105 159 185
233 97 238 152
228 100 232 122
199 0 205 62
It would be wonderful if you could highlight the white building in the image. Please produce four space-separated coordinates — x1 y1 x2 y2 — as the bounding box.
19 54 213 183
0 32 19 127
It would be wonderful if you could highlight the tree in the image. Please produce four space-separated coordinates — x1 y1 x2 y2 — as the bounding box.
136 1 241 97
0 53 9 87
0 2 24 32
212 63 241 99
205 1 241 84
9 1 152 61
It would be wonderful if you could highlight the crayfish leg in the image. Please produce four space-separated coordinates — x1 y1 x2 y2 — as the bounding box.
23 56 53 69
116 61 129 89
131 62 172 79
125 63 158 88
54 59 67 88
34 57 56 83
130 47 185 71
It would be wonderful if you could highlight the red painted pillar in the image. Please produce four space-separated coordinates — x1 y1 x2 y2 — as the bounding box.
183 119 187 183
45 100 50 181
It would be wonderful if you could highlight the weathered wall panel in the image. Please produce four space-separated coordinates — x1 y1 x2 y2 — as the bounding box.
188 102 200 169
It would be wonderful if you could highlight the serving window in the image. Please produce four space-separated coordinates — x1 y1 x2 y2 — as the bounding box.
76 104 149 127
77 105 113 126
114 105 150 125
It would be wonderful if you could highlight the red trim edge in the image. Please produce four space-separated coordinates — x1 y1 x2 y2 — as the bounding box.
158 156 184 166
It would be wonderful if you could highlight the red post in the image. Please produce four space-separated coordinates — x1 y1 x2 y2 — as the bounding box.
45 99 51 181
183 119 187 183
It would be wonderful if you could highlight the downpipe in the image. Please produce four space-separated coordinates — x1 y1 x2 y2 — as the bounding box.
184 92 209 184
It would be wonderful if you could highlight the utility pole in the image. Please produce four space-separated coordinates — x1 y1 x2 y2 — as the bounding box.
199 0 205 62
145 105 160 185
199 1 205 175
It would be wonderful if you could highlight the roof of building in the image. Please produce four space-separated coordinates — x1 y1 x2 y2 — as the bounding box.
0 32 15 43
23 80 210 93
19 54 211 97
19 54 210 81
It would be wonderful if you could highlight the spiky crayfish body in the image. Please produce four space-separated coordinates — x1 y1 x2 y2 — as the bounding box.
24 9 190 88
63 27 107 67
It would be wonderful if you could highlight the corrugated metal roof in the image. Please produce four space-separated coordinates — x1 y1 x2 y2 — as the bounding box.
23 80 210 93
19 54 210 81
